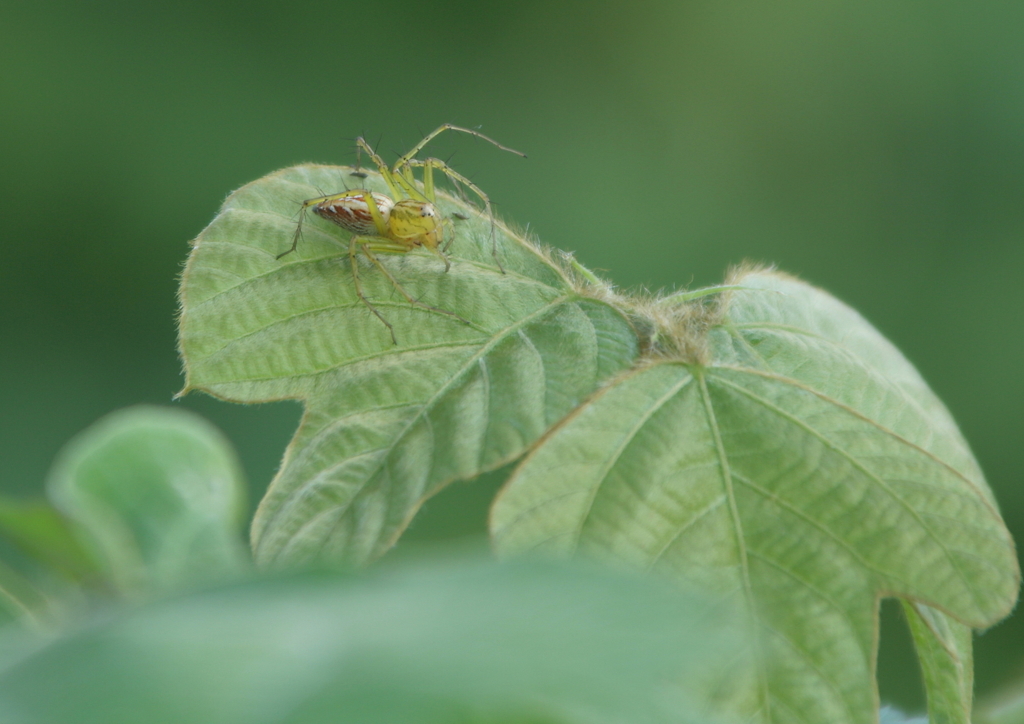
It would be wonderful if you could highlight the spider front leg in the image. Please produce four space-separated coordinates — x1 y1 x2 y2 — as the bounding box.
349 236 470 345
392 124 525 173
277 195 328 260
409 158 506 274
440 217 457 254
354 137 405 200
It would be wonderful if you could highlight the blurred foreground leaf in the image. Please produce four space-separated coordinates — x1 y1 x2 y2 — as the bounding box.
46 406 248 596
978 687 1024 724
0 498 97 585
0 497 101 629
177 165 638 567
0 557 741 724
0 559 47 629
492 269 1019 724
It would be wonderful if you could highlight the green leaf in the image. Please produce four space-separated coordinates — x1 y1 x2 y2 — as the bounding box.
177 165 639 567
717 269 993 724
978 687 1024 724
0 557 742 724
0 558 48 629
0 497 102 628
492 269 1019 724
46 406 249 596
903 601 972 724
0 497 99 585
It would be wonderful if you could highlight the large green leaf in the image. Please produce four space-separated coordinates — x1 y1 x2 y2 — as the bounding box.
716 269 987 724
0 557 742 724
47 406 249 596
492 269 1019 724
178 165 639 567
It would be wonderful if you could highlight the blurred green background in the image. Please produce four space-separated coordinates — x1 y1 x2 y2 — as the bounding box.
1 0 1021 712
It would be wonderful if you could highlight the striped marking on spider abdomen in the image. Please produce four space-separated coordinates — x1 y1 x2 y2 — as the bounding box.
314 191 394 235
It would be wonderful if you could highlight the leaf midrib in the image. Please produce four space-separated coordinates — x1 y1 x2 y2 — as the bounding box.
193 341 483 387
256 294 581 561
721 321 977 479
708 364 999 520
707 369 991 618
696 369 772 721
190 207 564 312
191 301 491 366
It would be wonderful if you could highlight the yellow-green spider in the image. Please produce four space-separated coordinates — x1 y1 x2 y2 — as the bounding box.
277 124 525 344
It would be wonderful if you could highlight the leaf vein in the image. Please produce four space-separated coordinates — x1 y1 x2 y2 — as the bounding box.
697 371 772 719
708 371 988 616
281 296 576 561
646 495 727 571
570 374 696 553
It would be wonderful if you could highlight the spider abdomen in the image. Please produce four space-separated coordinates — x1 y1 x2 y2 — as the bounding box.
314 191 394 236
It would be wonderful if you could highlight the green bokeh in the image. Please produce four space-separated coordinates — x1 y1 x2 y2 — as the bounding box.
2 0 1021 713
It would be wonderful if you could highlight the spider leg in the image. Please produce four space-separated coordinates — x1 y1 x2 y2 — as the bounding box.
278 192 345 259
360 189 391 236
440 218 456 255
427 232 452 271
351 237 470 343
277 202 309 259
394 124 525 171
354 137 404 200
408 158 506 274
390 169 430 204
349 235 398 344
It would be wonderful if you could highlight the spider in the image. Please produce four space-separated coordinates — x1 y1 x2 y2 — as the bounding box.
276 125 525 344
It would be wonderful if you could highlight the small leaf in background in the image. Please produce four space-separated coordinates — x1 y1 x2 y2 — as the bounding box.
0 556 743 724
492 269 1020 724
977 686 1024 724
0 497 99 585
177 165 639 568
0 497 101 628
46 406 249 596
0 557 49 629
